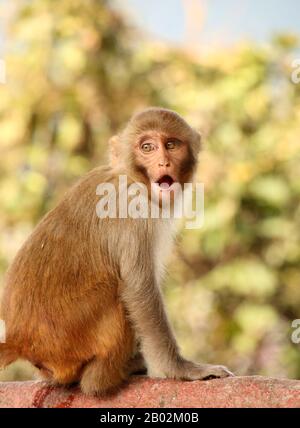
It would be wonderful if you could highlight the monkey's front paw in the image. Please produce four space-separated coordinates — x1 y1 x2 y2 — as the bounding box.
174 359 234 381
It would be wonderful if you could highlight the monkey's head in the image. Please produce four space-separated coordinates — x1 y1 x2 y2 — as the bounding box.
109 107 201 196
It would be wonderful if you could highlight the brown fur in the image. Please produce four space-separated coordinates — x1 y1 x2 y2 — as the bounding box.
0 108 232 395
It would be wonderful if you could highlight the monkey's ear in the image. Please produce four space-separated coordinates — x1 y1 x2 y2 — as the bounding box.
195 130 202 153
109 135 121 167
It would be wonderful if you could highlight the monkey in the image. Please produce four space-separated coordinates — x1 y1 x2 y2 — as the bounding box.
0 107 233 395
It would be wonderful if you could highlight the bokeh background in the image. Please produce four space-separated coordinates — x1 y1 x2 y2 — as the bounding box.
0 0 300 381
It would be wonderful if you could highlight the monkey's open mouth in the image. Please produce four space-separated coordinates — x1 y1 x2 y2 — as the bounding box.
156 175 175 189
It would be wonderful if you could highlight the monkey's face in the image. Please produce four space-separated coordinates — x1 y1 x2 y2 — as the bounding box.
113 108 201 204
133 130 195 197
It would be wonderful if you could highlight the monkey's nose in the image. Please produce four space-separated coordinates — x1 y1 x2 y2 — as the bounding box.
158 159 170 167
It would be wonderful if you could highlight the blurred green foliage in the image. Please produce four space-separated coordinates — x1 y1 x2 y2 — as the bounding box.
0 0 300 381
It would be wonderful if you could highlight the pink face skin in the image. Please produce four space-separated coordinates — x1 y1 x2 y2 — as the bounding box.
134 130 190 194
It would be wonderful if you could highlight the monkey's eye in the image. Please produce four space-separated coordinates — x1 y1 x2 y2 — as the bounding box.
141 142 155 153
166 140 180 150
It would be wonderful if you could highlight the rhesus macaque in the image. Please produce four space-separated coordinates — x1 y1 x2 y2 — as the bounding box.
0 108 233 395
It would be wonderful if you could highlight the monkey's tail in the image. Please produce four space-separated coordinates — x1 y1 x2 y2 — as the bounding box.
0 343 17 369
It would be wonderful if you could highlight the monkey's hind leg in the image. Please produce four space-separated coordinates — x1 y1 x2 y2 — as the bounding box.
80 351 129 396
80 301 135 396
0 343 18 369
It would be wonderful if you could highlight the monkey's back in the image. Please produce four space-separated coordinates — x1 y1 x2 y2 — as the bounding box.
0 166 133 369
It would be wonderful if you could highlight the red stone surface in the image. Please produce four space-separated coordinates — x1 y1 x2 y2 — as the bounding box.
0 376 299 408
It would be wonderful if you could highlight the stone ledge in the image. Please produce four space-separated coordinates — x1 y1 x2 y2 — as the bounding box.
0 376 299 408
